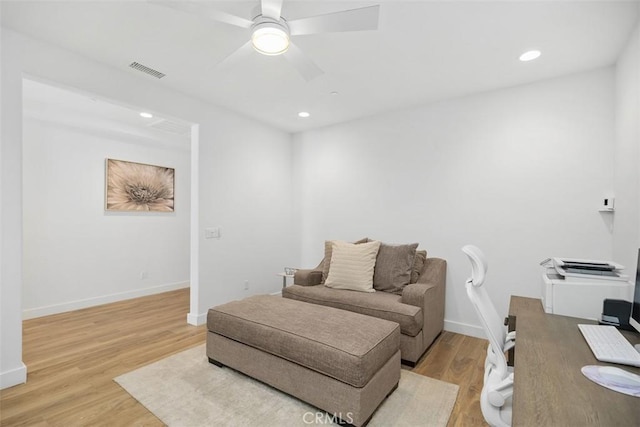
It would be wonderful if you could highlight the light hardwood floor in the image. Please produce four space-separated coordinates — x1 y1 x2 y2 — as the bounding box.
0 289 488 426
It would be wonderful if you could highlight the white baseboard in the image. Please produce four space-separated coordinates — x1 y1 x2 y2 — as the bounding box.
444 319 486 339
186 311 207 326
22 281 190 320
0 363 27 390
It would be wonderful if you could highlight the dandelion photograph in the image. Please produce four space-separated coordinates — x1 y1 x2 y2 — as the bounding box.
105 159 175 212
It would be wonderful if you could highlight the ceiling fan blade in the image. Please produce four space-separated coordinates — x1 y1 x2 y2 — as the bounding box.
283 43 324 82
261 0 283 21
217 41 255 70
150 1 253 29
288 5 380 36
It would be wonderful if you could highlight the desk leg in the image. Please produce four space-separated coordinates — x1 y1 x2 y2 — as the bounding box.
507 315 516 367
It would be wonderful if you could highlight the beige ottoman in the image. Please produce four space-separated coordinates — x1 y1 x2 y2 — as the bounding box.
207 295 401 426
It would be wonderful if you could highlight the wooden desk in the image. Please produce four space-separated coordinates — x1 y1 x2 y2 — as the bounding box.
509 296 640 426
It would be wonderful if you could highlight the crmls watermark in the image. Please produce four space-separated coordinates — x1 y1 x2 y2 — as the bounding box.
302 411 355 425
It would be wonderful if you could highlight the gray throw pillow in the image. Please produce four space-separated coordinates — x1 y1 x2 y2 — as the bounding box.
373 243 419 293
410 250 428 283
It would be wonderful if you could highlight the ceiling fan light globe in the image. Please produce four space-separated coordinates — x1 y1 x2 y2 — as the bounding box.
252 25 290 56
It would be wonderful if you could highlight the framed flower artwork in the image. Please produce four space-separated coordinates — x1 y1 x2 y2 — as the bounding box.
105 159 175 212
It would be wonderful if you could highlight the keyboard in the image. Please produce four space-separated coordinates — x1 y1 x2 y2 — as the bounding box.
578 324 640 367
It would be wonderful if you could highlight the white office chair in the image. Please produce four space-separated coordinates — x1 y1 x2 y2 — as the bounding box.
462 245 515 427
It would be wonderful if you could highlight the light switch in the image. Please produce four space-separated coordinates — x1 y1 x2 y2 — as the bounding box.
205 227 221 239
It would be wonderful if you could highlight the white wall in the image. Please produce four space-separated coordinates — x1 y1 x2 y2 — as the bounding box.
22 99 191 318
193 109 297 322
1 27 297 389
613 23 640 271
293 68 616 337
1 22 28 390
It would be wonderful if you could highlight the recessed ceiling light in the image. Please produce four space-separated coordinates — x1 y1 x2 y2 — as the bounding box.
330 91 339 96
140 112 153 118
519 50 541 62
298 111 310 118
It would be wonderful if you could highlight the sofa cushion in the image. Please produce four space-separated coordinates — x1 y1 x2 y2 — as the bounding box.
325 240 381 293
322 237 369 283
207 295 400 388
373 243 419 294
410 250 428 284
283 284 423 337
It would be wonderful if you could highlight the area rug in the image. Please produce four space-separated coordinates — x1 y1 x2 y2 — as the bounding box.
115 344 458 426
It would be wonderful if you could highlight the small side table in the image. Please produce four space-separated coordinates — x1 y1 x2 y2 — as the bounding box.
276 273 295 289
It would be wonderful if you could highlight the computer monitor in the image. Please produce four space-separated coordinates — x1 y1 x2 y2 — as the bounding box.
629 248 640 334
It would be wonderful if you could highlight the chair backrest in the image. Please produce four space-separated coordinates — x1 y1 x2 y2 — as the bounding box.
462 245 509 378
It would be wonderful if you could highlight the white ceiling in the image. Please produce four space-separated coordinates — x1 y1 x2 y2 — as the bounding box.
23 78 192 148
3 1 639 133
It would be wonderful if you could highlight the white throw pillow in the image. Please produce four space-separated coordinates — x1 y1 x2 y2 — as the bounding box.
325 240 381 292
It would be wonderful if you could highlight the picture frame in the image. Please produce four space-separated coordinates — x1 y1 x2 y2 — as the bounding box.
105 159 175 212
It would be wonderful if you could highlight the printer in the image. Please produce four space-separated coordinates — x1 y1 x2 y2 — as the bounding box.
541 258 632 320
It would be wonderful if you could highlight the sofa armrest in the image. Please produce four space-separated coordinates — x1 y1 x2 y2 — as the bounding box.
402 282 435 307
293 258 325 286
402 257 447 348
293 269 323 286
416 257 447 288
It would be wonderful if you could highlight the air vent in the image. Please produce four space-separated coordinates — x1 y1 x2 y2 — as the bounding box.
129 62 166 79
149 119 191 136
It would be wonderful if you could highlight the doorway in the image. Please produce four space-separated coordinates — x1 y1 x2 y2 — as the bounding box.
21 77 199 320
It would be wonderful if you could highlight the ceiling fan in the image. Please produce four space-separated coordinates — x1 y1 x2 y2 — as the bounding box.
152 0 380 81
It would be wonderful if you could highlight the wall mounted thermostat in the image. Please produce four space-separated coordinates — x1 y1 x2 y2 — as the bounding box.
602 197 615 210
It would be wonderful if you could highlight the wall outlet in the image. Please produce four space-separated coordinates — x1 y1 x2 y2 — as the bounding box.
244 280 249 290
140 271 148 280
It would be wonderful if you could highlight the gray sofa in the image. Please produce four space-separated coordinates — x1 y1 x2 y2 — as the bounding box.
283 255 446 365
